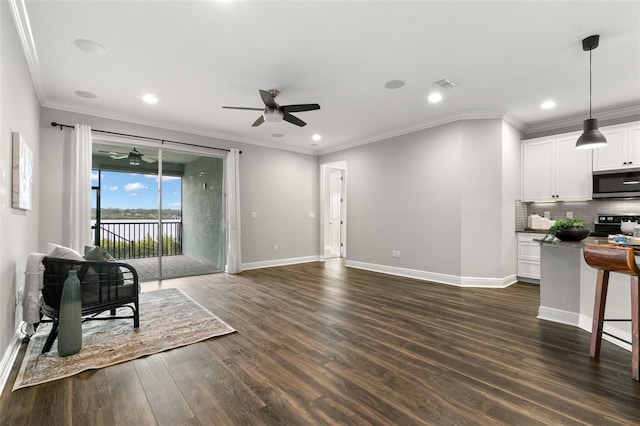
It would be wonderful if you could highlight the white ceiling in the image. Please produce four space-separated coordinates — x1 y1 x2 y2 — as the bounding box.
13 0 640 155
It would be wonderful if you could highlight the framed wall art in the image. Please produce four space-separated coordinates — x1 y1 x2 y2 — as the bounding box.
12 132 33 210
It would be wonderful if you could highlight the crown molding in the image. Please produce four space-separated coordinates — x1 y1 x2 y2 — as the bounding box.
9 0 46 104
523 104 640 135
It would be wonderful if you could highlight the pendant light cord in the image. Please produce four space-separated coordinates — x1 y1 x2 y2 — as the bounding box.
589 49 593 118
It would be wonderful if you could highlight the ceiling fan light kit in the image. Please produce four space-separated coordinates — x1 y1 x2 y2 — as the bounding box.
264 108 284 123
128 148 142 166
576 34 607 150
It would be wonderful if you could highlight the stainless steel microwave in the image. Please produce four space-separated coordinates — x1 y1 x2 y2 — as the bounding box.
592 167 640 199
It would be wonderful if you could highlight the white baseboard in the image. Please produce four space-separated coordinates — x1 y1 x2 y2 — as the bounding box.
578 313 632 351
344 260 515 288
538 307 631 352
241 255 322 271
0 328 24 394
537 306 580 327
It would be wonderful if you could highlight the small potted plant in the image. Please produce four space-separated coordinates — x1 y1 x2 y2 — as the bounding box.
542 218 590 242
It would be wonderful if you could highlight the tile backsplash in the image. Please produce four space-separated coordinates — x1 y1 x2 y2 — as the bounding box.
516 200 640 230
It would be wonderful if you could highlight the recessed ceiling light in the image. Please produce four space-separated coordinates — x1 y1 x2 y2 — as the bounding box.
75 90 97 99
74 39 106 55
384 80 405 89
312 134 322 141
541 100 556 109
272 133 284 138
142 94 158 104
428 92 442 103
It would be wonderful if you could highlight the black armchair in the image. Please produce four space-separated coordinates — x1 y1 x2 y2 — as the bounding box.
39 257 140 353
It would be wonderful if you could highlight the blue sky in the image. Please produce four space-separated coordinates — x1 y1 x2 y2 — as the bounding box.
92 170 181 210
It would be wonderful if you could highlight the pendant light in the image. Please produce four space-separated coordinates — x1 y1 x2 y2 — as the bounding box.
576 35 607 150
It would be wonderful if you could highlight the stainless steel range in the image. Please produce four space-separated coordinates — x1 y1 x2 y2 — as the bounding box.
592 213 640 236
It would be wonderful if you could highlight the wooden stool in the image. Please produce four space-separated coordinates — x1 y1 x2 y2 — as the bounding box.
582 244 640 381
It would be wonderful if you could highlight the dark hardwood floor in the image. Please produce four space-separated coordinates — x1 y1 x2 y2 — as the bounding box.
2 259 639 425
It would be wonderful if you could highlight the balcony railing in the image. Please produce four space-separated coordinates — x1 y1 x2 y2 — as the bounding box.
92 221 182 260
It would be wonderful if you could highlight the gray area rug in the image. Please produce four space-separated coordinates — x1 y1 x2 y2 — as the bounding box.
13 288 235 390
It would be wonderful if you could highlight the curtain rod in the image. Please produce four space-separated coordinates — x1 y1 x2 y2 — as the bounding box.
51 122 234 153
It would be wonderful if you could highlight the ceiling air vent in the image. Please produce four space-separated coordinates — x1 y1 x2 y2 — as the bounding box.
434 78 455 88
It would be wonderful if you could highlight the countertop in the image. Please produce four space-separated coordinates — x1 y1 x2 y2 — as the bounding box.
535 236 640 254
516 228 551 234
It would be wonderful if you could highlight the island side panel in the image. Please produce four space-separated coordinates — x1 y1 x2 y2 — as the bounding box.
539 244 582 326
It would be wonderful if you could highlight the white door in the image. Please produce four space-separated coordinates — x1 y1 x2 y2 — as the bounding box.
328 170 343 257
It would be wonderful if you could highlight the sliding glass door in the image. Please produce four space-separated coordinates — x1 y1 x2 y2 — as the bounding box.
91 142 224 280
161 150 224 279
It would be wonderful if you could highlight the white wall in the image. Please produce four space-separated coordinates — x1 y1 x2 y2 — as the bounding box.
0 0 41 382
320 119 518 286
39 107 320 266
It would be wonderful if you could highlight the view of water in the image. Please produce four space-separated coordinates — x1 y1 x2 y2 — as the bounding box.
91 219 181 242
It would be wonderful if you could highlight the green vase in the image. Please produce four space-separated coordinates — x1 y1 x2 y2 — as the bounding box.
58 269 82 356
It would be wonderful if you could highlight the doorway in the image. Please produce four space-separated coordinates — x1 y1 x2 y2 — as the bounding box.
321 161 347 259
91 141 225 280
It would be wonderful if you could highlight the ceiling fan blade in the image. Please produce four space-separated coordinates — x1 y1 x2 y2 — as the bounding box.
111 155 128 160
99 150 127 156
281 104 320 113
283 112 307 127
222 106 264 111
252 115 265 127
259 90 278 109
141 156 156 163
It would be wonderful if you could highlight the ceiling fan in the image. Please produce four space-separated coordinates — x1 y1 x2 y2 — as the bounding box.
222 89 320 127
99 148 157 165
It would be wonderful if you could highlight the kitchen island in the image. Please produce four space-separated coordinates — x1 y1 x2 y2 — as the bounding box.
538 236 633 351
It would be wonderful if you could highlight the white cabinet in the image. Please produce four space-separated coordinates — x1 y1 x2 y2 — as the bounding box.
592 122 640 171
517 233 541 281
522 132 592 202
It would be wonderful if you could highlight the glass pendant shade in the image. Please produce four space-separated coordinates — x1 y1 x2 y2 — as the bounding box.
576 118 607 150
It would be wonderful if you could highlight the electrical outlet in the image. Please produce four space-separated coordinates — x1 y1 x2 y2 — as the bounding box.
566 211 573 219
392 250 401 258
274 245 278 252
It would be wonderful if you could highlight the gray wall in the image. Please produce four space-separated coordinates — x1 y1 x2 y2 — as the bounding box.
320 118 520 283
502 121 523 274
182 156 224 269
240 145 319 263
0 0 42 373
